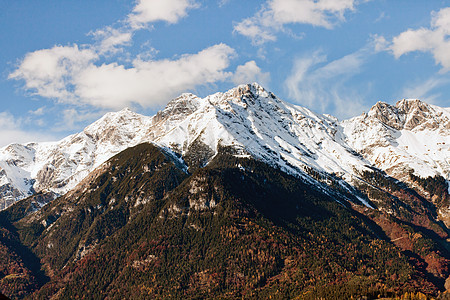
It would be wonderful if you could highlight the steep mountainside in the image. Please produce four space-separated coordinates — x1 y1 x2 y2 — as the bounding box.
342 99 450 181
0 108 154 210
0 83 372 210
0 83 449 298
342 99 450 225
1 84 448 212
1 143 448 299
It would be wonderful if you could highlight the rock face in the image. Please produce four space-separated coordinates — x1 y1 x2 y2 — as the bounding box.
0 84 449 211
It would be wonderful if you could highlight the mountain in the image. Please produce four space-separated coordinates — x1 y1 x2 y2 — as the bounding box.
2 85 448 213
342 99 450 181
0 108 154 210
342 99 450 225
0 83 373 210
0 83 449 298
1 143 447 299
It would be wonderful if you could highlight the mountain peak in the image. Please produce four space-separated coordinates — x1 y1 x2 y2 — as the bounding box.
394 98 434 118
120 106 132 112
111 106 140 118
84 107 147 135
153 93 201 126
395 99 450 131
395 98 421 107
367 101 404 130
229 82 270 99
367 99 450 131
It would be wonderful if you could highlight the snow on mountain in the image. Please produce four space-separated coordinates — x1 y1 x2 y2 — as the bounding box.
0 108 154 209
0 83 448 210
342 99 450 183
154 84 371 181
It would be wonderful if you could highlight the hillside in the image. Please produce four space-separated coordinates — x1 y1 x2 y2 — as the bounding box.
0 143 448 299
0 84 449 299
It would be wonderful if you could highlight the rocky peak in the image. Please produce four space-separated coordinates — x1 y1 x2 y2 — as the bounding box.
368 101 404 130
207 83 281 116
395 99 445 131
367 99 449 131
0 143 36 166
226 83 273 103
153 93 201 125
228 83 267 98
83 107 151 143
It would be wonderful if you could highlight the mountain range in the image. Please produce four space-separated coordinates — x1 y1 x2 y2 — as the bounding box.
1 83 448 209
0 83 449 299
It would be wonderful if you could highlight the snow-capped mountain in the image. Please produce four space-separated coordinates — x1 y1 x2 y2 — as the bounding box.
0 109 153 209
342 99 450 182
153 84 371 180
0 83 448 210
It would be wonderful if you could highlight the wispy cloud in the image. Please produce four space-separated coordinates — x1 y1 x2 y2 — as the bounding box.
400 77 450 104
374 11 387 23
285 46 374 119
56 108 106 132
28 106 46 116
90 27 133 55
234 0 357 45
0 112 57 147
218 0 231 7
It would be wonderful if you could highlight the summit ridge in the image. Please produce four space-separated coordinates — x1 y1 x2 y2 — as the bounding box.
0 83 448 210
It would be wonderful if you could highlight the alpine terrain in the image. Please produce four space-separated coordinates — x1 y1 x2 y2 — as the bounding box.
0 83 449 299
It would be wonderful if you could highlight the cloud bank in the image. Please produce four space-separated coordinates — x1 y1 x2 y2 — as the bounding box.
10 0 263 110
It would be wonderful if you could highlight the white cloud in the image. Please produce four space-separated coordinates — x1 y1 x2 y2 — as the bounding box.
11 43 236 110
269 0 354 28
9 45 97 102
89 0 200 54
10 0 235 112
91 27 133 54
389 7 450 71
285 49 370 118
401 77 450 104
0 112 56 147
28 107 46 116
232 61 270 86
372 34 389 52
128 0 199 29
74 44 235 109
234 15 278 45
234 0 356 44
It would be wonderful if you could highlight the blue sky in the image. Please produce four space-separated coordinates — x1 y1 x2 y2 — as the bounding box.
1 0 450 146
